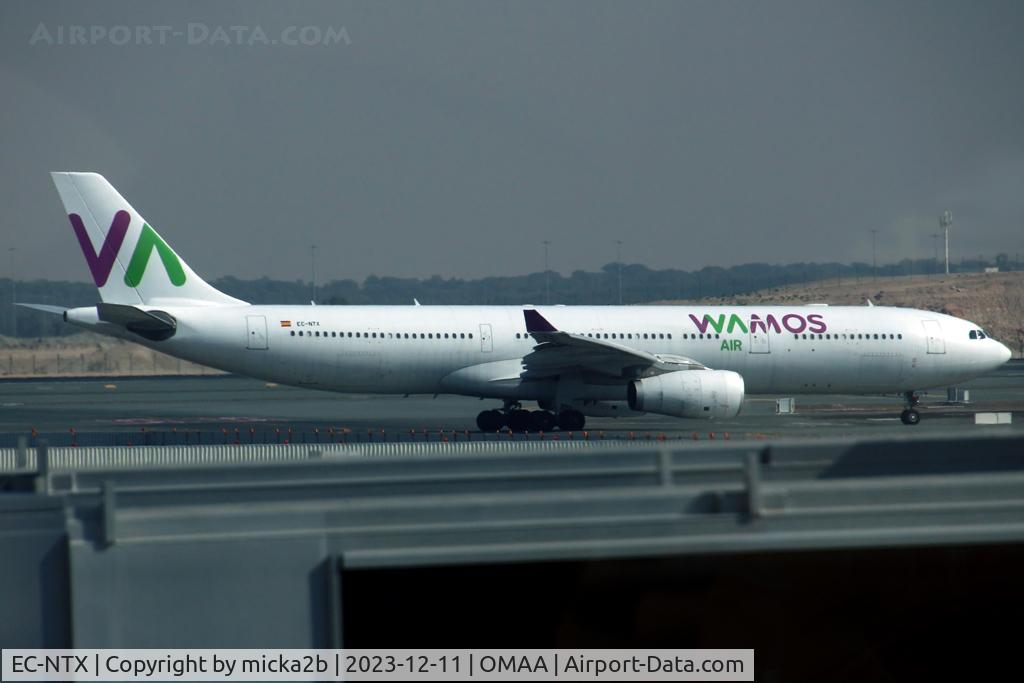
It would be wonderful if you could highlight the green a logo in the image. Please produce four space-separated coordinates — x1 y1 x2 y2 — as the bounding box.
124 224 186 287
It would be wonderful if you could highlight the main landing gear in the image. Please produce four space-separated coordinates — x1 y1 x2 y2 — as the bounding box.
900 391 921 425
475 402 586 432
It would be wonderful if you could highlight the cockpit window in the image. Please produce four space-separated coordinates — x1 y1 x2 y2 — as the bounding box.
979 330 987 339
969 330 978 340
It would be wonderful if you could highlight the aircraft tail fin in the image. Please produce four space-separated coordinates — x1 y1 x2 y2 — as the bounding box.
50 172 246 307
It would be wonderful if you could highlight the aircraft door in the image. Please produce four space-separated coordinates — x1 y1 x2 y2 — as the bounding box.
922 320 945 354
479 323 493 352
749 328 770 353
246 315 268 350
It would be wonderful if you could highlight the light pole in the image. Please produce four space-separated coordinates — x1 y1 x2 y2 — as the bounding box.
940 211 952 275
310 244 317 303
615 240 623 305
543 240 551 305
931 233 940 276
8 248 15 337
870 230 878 282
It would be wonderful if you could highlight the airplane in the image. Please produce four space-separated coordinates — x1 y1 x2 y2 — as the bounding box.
20 172 1012 430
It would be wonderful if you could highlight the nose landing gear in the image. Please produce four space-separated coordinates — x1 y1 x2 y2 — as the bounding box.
900 391 921 425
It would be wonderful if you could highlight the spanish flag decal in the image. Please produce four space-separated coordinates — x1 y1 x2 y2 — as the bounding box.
280 320 292 328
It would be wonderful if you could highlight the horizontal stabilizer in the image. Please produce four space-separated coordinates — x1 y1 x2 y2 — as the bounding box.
97 303 177 341
15 303 68 315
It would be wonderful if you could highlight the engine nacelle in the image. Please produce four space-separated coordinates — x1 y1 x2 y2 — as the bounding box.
627 369 745 419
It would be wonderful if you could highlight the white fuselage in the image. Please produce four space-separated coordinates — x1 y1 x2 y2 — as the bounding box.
79 304 1011 403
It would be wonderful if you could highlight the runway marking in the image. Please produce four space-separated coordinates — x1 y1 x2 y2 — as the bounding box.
111 416 273 425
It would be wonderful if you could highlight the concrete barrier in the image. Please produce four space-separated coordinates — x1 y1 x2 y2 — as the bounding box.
776 397 795 414
975 412 1012 425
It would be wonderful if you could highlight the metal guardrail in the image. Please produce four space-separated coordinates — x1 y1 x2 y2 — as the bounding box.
0 428 694 449
4 431 1024 653
0 438 659 472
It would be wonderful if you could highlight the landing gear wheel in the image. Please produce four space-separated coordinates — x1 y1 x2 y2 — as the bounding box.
557 409 586 431
507 409 532 433
476 410 504 432
900 409 920 425
527 411 555 432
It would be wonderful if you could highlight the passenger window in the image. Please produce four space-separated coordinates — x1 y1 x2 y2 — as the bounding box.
667 333 672 339
290 331 295 337
469 333 474 339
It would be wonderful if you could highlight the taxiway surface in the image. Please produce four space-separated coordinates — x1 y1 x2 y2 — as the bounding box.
1 362 1021 443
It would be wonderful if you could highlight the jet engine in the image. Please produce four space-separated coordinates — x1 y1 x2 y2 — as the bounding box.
627 369 745 419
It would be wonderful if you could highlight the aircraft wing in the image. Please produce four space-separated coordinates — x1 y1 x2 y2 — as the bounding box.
521 309 706 379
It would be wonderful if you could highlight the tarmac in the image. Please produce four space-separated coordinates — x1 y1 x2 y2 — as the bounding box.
0 361 1020 444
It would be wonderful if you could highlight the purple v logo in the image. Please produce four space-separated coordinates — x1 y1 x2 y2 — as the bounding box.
70 210 130 287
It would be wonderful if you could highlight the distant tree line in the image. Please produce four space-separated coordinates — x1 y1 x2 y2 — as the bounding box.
1 254 1018 338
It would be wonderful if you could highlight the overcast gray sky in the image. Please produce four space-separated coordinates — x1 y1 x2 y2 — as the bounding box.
2 0 1023 284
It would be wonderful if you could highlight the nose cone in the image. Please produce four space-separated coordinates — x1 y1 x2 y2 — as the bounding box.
997 341 1012 365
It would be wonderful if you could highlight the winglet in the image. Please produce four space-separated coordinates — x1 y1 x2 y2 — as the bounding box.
524 309 558 333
